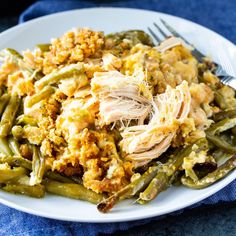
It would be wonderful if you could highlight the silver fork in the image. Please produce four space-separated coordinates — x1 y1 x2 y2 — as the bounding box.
148 19 236 89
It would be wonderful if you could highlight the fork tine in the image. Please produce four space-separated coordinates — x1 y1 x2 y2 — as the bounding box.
160 18 191 45
221 75 232 84
160 18 205 60
153 22 168 38
147 27 161 43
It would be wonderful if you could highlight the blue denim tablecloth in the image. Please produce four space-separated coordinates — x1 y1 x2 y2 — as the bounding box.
0 0 236 235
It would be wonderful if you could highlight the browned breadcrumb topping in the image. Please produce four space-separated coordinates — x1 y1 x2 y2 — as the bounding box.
52 128 133 193
23 28 105 75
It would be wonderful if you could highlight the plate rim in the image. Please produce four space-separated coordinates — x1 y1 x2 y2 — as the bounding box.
1 7 235 48
0 7 235 223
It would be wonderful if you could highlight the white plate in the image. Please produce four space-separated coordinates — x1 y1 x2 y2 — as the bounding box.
0 7 235 223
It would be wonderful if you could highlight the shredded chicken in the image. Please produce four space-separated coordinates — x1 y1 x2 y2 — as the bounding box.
120 81 191 166
91 70 152 126
156 36 185 52
102 52 122 71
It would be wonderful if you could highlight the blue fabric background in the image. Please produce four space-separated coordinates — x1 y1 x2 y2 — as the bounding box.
0 0 235 235
19 0 236 43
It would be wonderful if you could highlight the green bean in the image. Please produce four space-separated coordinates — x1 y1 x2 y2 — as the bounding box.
36 44 51 52
170 138 208 171
26 86 55 108
126 166 161 196
0 94 10 116
0 88 6 97
69 176 83 185
0 166 26 183
5 48 22 59
0 48 23 62
11 125 24 140
0 48 42 80
206 118 236 153
131 30 154 46
125 30 154 45
214 90 227 110
44 171 74 183
2 183 45 198
219 132 234 145
30 145 45 185
213 109 236 122
106 30 154 47
170 170 184 186
206 133 236 154
98 139 208 212
0 137 13 156
232 126 236 136
16 115 38 126
8 137 21 156
207 118 236 135
97 165 161 213
212 149 233 164
181 155 236 189
137 138 208 203
138 170 170 204
0 48 39 79
45 180 104 204
0 156 32 170
35 63 84 90
0 94 21 137
0 155 74 184
0 154 75 184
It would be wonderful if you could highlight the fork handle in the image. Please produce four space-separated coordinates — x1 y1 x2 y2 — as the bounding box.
213 64 236 89
219 75 236 90
214 64 229 77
